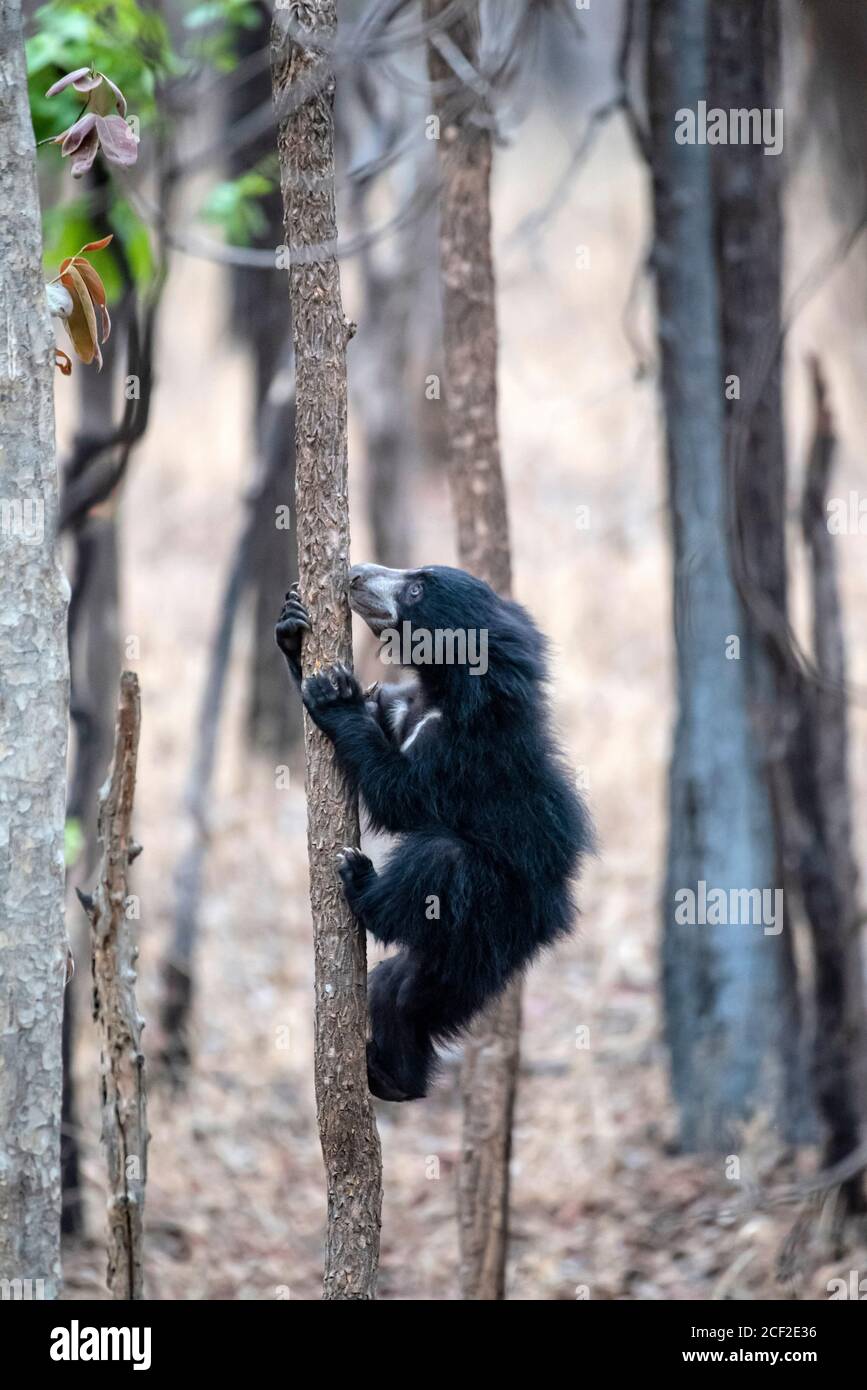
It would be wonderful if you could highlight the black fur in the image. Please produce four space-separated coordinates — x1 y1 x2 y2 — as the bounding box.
275 566 590 1102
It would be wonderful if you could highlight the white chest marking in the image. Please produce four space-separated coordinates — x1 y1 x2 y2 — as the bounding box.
400 709 442 753
386 697 410 741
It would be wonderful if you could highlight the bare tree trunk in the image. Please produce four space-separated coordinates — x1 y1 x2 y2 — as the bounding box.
795 361 865 1207
78 672 147 1298
649 0 803 1148
711 0 809 1142
425 0 519 1302
271 0 382 1301
0 0 70 1299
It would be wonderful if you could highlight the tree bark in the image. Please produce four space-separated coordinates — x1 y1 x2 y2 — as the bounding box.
0 0 70 1300
648 0 802 1148
795 361 865 1206
271 0 381 1301
425 0 519 1301
711 0 808 1141
79 671 147 1299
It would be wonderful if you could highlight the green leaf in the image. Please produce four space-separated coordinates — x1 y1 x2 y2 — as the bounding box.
200 169 276 247
184 0 259 29
26 0 177 146
183 0 261 69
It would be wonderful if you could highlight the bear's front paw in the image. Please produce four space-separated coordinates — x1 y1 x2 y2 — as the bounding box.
337 846 374 904
275 584 310 666
301 662 363 730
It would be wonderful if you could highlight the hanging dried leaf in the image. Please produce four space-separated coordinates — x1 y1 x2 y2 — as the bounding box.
67 260 111 341
45 67 99 97
78 236 113 254
47 68 137 175
94 115 139 168
51 236 114 370
61 263 100 366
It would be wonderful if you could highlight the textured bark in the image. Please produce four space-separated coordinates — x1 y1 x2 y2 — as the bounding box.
649 0 802 1149
794 362 865 1206
457 978 521 1300
425 0 519 1302
711 0 808 1140
80 672 147 1299
0 0 70 1301
271 0 381 1301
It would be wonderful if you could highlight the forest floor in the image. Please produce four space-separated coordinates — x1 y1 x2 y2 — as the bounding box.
59 91 867 1300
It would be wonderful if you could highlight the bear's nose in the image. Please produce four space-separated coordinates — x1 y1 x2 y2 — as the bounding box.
349 563 400 589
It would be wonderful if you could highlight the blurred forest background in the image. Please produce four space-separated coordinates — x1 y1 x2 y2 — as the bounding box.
5 0 867 1301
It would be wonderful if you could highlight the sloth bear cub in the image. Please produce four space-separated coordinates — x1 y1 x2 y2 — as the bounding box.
276 563 590 1102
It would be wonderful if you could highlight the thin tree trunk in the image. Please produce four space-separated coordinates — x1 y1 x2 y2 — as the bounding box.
0 0 70 1299
425 0 519 1302
795 360 865 1207
78 672 147 1299
711 0 808 1141
271 0 382 1301
648 0 802 1148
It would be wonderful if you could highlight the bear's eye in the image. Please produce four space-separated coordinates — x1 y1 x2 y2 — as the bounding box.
407 581 423 601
